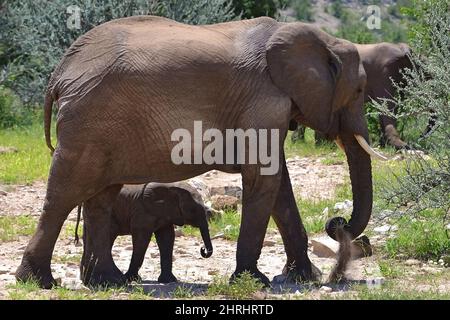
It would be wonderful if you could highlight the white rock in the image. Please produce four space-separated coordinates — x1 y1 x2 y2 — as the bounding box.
334 202 345 211
373 224 397 234
0 266 10 275
446 224 450 231
310 236 339 258
405 259 421 266
211 232 225 240
344 199 353 208
263 240 276 247
333 200 353 212
319 286 333 293
322 207 329 217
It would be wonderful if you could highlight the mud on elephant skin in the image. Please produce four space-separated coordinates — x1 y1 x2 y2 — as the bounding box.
16 16 374 288
78 183 212 285
291 42 415 150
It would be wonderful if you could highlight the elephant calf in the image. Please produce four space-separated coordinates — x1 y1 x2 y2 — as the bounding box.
79 182 213 283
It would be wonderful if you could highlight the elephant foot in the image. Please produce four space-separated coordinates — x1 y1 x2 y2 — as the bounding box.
16 257 56 289
125 272 142 283
81 261 125 288
273 261 322 284
158 272 178 283
231 267 270 287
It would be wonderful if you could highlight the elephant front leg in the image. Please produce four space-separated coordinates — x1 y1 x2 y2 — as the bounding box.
232 164 283 287
125 229 152 282
271 158 321 283
81 185 125 287
155 225 177 283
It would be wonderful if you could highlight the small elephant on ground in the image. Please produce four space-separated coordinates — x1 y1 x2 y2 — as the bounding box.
77 182 213 283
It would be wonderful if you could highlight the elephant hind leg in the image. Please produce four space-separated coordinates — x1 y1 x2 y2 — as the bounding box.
15 147 113 289
81 184 125 287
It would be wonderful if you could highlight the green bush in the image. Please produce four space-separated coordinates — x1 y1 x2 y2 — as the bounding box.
290 0 313 22
0 86 36 128
385 212 450 260
232 0 286 19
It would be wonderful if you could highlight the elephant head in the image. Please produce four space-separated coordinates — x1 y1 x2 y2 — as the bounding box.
266 23 383 241
168 186 213 258
357 42 414 149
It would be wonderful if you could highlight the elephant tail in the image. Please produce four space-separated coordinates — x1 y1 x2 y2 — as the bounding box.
74 204 82 245
44 90 55 155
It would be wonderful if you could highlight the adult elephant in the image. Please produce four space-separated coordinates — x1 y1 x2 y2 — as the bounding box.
16 16 377 288
291 42 413 149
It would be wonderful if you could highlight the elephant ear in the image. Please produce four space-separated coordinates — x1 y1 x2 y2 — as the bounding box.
266 23 342 133
168 187 193 225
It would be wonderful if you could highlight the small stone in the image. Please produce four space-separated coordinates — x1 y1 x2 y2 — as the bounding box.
208 270 219 276
175 228 183 237
0 266 10 275
150 252 159 258
175 248 187 254
210 194 239 211
251 291 267 300
124 245 133 251
0 146 18 154
0 189 7 196
263 240 276 247
374 224 397 234
319 286 332 293
405 259 421 266
65 270 77 278
211 232 225 240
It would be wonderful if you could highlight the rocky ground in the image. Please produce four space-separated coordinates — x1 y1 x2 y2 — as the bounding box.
0 156 448 299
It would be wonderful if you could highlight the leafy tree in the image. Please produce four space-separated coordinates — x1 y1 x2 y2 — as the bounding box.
0 0 237 107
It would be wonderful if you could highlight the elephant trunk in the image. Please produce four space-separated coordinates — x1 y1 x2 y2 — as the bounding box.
326 133 373 241
199 223 213 258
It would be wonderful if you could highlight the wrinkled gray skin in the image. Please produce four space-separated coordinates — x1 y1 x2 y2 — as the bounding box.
292 42 413 149
16 16 371 288
82 183 213 284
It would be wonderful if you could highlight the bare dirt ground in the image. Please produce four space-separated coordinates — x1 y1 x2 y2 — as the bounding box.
0 156 448 299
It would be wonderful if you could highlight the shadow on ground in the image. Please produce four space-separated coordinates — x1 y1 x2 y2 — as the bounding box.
127 277 368 298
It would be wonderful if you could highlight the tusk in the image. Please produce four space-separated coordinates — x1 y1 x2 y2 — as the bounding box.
335 137 345 152
354 135 388 161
